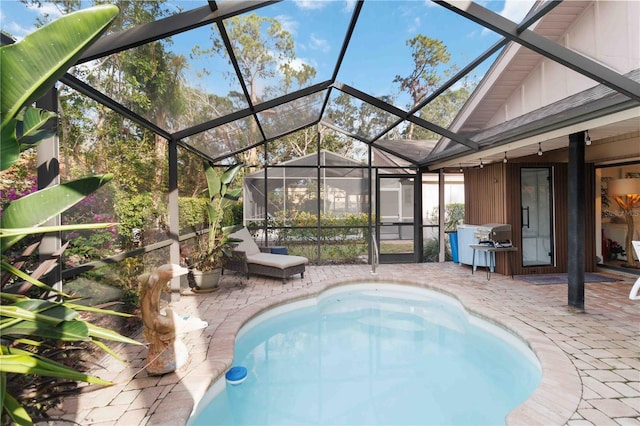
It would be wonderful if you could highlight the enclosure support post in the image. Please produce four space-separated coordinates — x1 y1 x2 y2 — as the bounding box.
416 168 424 263
37 88 62 295
368 143 374 266
262 143 268 246
438 169 445 263
568 131 585 310
168 139 181 301
316 131 322 264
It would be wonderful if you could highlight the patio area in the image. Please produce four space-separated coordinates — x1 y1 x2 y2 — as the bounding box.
47 263 639 426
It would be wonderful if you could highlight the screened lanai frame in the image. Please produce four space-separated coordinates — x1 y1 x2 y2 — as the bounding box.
28 1 640 188
240 139 424 265
59 0 639 169
4 0 640 295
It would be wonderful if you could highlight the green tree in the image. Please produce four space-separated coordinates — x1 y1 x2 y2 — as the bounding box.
202 13 317 167
29 0 185 196
412 78 476 140
393 35 451 140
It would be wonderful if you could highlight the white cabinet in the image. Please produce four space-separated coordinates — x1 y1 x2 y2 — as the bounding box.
457 225 492 269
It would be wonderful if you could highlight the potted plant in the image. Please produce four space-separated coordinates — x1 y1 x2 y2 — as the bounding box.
186 161 243 292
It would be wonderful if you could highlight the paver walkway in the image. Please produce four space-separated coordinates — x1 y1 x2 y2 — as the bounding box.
46 263 639 425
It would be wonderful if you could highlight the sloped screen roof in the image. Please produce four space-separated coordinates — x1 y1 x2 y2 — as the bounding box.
4 0 638 169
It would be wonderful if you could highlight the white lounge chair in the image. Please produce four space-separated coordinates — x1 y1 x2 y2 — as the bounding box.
224 227 308 283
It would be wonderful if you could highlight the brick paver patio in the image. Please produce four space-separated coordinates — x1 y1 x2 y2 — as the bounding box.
47 263 639 425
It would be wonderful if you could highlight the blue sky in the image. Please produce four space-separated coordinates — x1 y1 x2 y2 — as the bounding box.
1 0 535 109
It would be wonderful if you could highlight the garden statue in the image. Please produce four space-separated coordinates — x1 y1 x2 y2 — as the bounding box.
139 264 208 375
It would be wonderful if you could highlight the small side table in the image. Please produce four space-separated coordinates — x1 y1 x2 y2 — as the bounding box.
469 244 518 281
270 246 288 255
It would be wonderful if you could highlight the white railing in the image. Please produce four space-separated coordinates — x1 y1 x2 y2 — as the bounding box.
371 230 379 275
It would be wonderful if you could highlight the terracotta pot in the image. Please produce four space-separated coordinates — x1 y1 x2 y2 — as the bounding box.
190 269 222 291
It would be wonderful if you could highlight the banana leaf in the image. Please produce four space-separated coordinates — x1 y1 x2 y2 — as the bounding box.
0 5 119 130
9 299 79 322
0 317 90 343
7 337 43 347
65 302 136 318
86 322 143 346
18 107 57 146
0 222 117 238
91 339 126 363
1 371 5 415
0 261 70 297
0 348 112 386
2 391 31 426
220 163 243 185
1 117 20 172
0 174 114 252
204 161 222 201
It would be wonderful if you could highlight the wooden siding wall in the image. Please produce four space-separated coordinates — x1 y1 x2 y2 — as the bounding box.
464 162 595 276
464 163 507 225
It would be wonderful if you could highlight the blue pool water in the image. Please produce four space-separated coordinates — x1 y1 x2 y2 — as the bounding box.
190 284 541 425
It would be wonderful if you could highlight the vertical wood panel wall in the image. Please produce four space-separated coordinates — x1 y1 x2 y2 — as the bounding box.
464 162 595 276
464 163 507 225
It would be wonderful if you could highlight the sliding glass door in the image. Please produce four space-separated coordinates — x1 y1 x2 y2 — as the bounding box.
521 167 554 267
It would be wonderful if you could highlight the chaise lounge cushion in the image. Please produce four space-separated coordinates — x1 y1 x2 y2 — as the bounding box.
226 227 308 282
245 252 308 269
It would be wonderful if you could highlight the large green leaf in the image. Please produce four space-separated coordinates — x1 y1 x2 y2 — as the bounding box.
1 371 6 416
2 391 31 426
0 318 90 342
0 117 19 171
66 302 135 318
204 161 221 201
0 350 111 386
0 5 119 130
220 163 243 185
86 322 143 345
0 107 57 171
1 305 78 327
0 222 118 238
13 299 79 322
18 107 57 146
0 174 114 252
0 261 70 297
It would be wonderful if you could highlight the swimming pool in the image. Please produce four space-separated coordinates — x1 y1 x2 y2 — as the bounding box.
189 284 541 425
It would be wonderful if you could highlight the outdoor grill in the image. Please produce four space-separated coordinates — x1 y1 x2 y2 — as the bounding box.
473 223 513 247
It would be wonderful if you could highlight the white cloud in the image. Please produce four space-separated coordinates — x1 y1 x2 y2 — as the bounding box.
408 16 421 34
293 0 328 11
287 57 310 73
276 14 299 36
498 0 536 23
343 0 357 13
2 21 31 40
309 34 330 53
480 0 536 36
28 1 64 20
1 1 65 40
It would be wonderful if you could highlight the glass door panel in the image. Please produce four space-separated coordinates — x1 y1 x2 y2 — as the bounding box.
521 168 553 267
